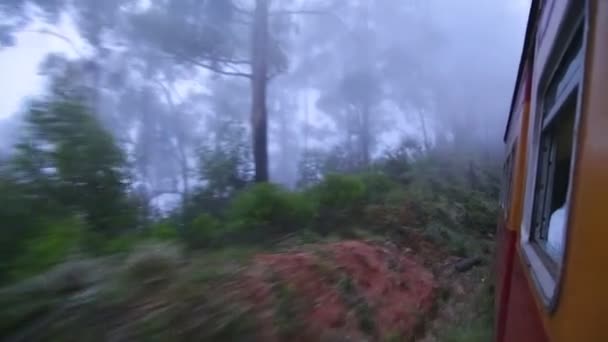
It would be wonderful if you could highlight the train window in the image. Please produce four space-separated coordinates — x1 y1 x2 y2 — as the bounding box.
500 144 516 215
530 16 583 270
522 0 585 309
530 92 576 264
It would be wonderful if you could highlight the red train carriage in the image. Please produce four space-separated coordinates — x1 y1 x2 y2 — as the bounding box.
495 1 608 341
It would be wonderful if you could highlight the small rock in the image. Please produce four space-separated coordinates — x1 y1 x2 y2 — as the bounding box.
454 257 482 272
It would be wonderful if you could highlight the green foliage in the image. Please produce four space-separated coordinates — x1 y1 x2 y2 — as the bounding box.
336 273 376 336
423 223 473 257
312 174 366 210
0 76 137 282
272 279 304 339
11 85 135 236
0 283 61 337
463 191 499 235
441 284 494 342
10 216 85 280
306 174 366 230
183 213 222 249
124 243 182 286
359 172 396 203
383 187 409 206
102 233 141 254
443 321 492 342
228 183 315 236
378 138 420 183
198 122 252 198
323 145 363 174
296 149 325 188
0 174 41 283
149 221 179 241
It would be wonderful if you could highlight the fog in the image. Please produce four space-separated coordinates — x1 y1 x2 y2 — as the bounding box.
0 0 529 206
0 2 531 335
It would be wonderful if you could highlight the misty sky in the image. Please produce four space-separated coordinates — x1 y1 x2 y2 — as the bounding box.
0 0 530 119
0 15 85 119
0 0 533 209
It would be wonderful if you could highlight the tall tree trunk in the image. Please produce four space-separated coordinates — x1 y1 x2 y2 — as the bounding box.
360 104 371 167
303 92 309 153
155 78 190 205
251 0 270 182
176 139 189 201
278 102 290 184
417 109 430 151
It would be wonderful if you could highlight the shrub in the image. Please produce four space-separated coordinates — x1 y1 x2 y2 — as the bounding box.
149 221 179 241
463 192 498 235
441 283 493 342
423 222 476 257
358 172 396 204
43 259 100 294
124 242 182 286
101 233 141 254
383 187 409 206
228 183 315 236
307 174 366 230
183 213 222 249
312 174 366 211
10 216 85 280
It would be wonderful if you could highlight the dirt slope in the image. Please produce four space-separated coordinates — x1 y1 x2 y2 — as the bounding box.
240 240 438 341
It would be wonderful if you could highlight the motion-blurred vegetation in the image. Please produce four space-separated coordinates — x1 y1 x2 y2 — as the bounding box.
0 0 520 338
0 83 500 281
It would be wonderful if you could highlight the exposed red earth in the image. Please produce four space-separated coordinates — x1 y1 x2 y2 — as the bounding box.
239 240 439 341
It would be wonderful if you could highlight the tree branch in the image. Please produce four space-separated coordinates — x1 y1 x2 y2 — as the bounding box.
230 3 253 16
200 54 251 65
269 8 346 28
229 2 254 25
267 67 285 81
148 189 184 202
23 28 86 58
172 53 252 78
271 9 328 16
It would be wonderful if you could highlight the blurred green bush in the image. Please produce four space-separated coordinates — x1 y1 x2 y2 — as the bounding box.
149 221 179 241
10 216 85 280
310 174 366 212
124 242 182 286
182 213 222 249
358 172 397 204
228 183 315 236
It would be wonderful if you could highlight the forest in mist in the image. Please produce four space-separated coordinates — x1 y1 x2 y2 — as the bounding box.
0 0 526 198
0 0 528 340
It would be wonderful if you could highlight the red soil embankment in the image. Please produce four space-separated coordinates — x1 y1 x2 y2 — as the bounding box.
241 240 438 341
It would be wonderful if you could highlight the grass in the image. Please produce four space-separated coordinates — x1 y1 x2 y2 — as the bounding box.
422 223 483 258
272 278 304 338
442 320 492 342
195 246 261 263
355 299 376 335
336 273 377 336
0 242 264 341
0 201 496 341
188 246 260 283
439 283 494 342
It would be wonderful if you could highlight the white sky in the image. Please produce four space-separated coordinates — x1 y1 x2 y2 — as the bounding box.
0 17 83 119
0 32 49 119
0 0 532 120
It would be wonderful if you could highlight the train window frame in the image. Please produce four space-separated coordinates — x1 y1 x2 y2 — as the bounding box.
500 143 517 217
520 0 587 311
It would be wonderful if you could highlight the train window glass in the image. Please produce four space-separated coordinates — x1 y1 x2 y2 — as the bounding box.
500 152 510 208
502 144 516 215
522 0 585 310
530 18 583 270
530 93 576 265
543 25 583 119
